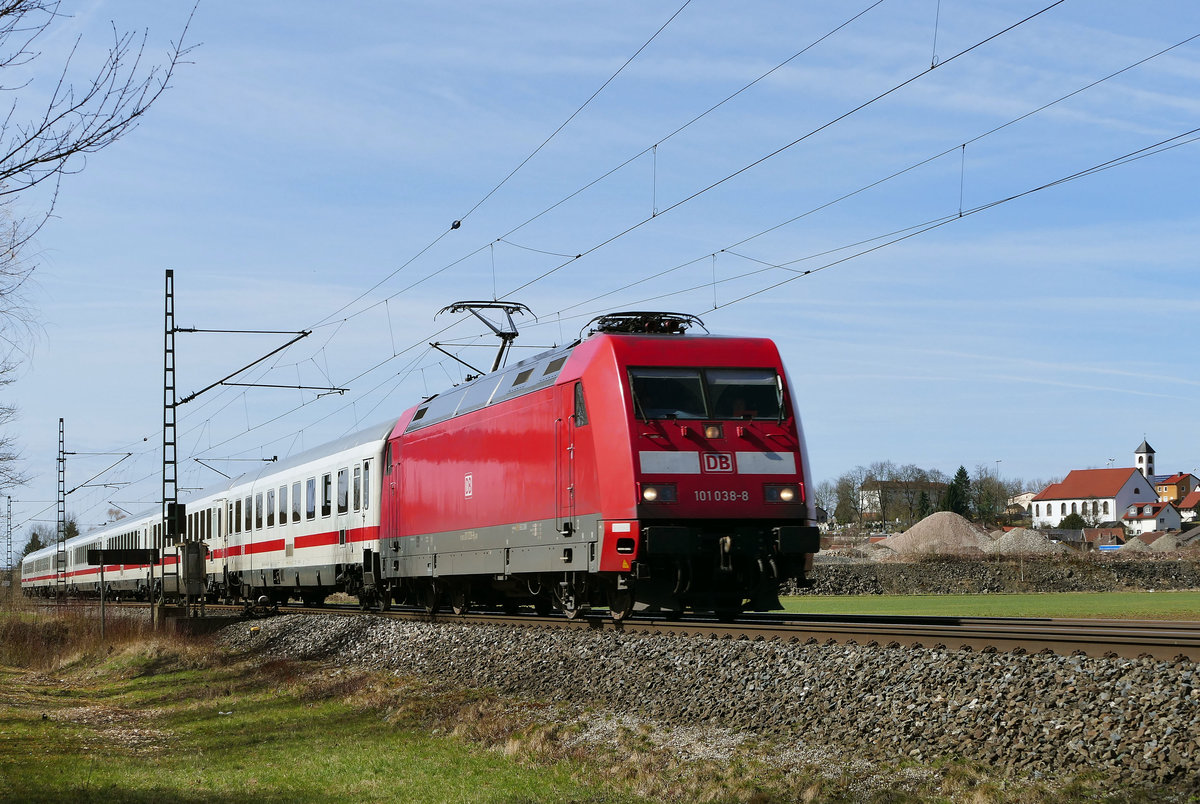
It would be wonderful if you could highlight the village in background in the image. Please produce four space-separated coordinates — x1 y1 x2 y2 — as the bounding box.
816 440 1199 554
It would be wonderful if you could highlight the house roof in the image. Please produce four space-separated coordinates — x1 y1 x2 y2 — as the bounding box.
1122 501 1177 521
1179 490 1200 510
1158 473 1194 486
1032 468 1142 502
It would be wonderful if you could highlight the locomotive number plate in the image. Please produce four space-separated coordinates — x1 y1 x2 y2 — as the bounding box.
694 490 749 502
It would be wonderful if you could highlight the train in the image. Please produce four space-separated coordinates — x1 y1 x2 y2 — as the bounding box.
21 311 820 619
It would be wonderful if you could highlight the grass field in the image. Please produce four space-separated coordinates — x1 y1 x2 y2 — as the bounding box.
781 590 1200 620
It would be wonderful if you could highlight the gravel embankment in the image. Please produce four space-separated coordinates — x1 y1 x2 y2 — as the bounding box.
785 557 1200 596
220 614 1198 790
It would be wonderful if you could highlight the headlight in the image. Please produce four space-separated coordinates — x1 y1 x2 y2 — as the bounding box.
703 424 723 439
641 483 677 503
764 484 800 503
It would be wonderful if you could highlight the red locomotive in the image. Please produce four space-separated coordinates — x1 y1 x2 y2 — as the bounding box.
372 311 819 619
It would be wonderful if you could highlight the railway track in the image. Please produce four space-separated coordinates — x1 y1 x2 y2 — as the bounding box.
42 598 1200 661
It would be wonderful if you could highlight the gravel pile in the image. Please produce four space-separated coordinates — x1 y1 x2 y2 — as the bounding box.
986 528 1069 555
219 614 1198 790
1120 537 1155 552
883 512 994 556
1151 531 1200 552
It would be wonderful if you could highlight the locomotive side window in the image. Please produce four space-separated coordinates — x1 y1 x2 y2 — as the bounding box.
573 382 589 426
322 473 333 517
629 368 707 420
306 478 316 521
707 368 781 420
292 482 302 523
337 468 349 514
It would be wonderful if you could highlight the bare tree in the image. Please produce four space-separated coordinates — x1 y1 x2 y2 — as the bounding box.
0 1 193 492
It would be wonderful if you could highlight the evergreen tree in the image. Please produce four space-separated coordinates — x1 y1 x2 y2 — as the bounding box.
917 490 932 519
942 466 972 517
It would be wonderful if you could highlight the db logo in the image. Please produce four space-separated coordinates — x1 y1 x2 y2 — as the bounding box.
464 473 473 498
701 453 734 473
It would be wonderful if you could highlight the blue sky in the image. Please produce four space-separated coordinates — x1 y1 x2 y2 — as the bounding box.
6 1 1199 542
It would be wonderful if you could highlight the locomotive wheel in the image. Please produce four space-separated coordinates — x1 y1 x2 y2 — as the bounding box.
422 581 440 615
450 584 469 616
609 590 634 622
561 601 581 620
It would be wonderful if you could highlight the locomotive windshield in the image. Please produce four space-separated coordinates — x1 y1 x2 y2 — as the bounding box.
630 367 781 421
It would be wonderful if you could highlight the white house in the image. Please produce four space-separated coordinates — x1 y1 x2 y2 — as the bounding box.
1030 467 1156 528
1122 501 1182 535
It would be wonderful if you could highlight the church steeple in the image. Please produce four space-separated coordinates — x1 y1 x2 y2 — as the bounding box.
1135 439 1155 478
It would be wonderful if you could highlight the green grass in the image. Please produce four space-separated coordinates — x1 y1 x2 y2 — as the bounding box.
782 590 1200 620
0 651 639 804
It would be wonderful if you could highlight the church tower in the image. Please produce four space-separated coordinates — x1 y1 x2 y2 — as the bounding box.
1135 439 1155 478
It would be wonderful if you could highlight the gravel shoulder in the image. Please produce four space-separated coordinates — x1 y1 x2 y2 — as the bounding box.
220 613 1199 798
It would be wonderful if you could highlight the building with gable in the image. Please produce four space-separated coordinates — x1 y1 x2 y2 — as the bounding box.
1177 490 1200 524
1031 467 1156 528
1122 501 1182 535
1155 472 1198 503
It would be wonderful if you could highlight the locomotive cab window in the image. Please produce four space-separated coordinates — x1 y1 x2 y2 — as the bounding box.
629 368 707 420
630 366 782 421
707 368 781 420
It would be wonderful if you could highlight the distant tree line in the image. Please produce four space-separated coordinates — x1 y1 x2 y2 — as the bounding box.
815 461 1044 529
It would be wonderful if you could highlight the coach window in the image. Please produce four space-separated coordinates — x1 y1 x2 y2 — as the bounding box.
292 481 302 523
266 489 275 528
337 468 349 515
256 493 264 530
353 465 362 511
363 461 371 509
322 473 333 517
573 382 589 426
233 501 240 534
279 486 288 526
306 478 316 520
244 496 252 532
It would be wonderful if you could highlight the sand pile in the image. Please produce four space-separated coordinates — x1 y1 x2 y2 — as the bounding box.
1149 531 1200 552
986 528 1069 555
882 511 993 555
1118 536 1153 552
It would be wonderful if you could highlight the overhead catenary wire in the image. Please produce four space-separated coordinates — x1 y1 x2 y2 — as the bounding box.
23 5 1197 533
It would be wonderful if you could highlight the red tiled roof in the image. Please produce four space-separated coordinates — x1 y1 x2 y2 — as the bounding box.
1122 502 1175 521
1178 490 1200 510
1159 473 1191 485
1032 468 1140 502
